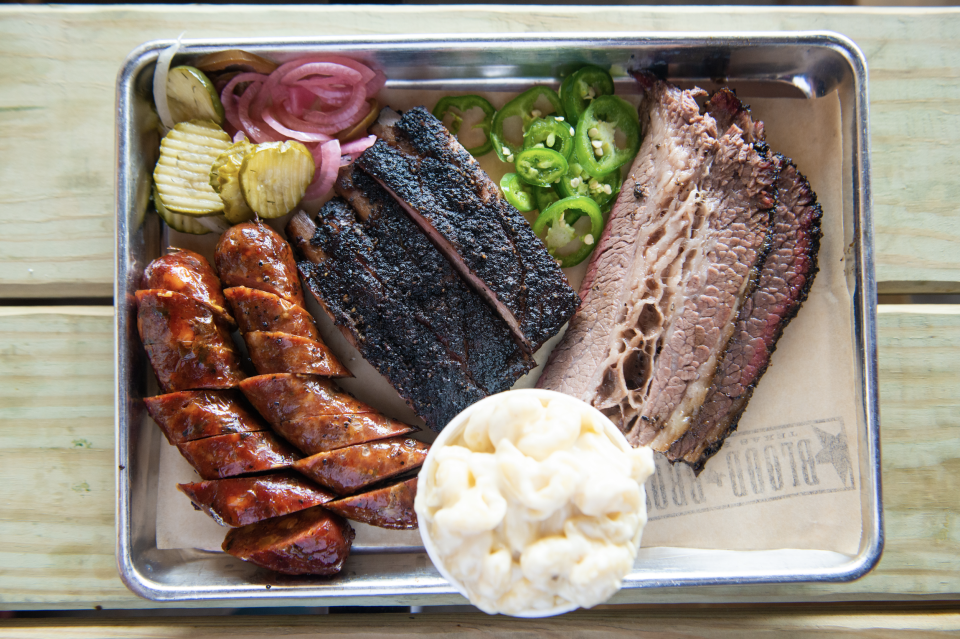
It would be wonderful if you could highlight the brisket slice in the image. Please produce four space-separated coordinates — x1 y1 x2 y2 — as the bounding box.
287 172 533 431
538 81 778 453
356 106 580 353
667 158 823 470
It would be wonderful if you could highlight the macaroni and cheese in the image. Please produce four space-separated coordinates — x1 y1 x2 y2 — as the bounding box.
415 389 655 616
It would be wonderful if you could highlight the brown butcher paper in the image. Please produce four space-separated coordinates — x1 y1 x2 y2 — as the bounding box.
156 88 860 557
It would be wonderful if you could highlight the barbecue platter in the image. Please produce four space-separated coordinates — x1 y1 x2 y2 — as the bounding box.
116 34 879 606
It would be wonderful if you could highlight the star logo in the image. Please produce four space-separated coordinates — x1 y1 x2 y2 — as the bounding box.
813 425 855 488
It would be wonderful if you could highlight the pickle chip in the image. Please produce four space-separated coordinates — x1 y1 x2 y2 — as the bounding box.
154 120 231 216
153 185 211 235
210 140 255 224
167 66 225 125
239 141 316 219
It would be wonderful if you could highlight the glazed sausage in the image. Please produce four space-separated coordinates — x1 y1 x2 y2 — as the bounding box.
222 505 354 575
324 477 418 530
215 222 305 307
136 290 244 393
177 432 299 480
245 331 350 377
144 389 266 445
293 436 429 495
240 374 376 423
178 472 335 527
240 374 417 453
271 413 416 456
141 248 235 328
224 286 319 340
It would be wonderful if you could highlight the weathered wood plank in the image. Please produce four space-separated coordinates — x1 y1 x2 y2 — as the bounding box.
0 7 958 296
2 609 960 638
0 305 958 609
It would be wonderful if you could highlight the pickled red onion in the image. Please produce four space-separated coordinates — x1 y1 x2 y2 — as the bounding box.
303 140 341 201
219 54 383 201
340 134 377 166
340 135 377 156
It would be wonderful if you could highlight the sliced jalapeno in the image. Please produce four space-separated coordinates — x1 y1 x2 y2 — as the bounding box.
575 95 640 176
533 196 604 268
432 95 496 157
561 65 615 127
515 148 568 188
491 86 565 163
535 185 560 212
556 161 623 208
500 172 536 212
523 116 576 160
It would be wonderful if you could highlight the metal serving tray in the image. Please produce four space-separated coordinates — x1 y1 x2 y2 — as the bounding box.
115 32 880 604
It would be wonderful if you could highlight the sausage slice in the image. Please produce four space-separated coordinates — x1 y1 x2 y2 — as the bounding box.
177 432 299 480
240 374 376 424
293 437 429 495
240 374 417 453
273 413 417 455
324 477 419 529
141 248 235 328
224 286 319 340
136 290 244 393
178 472 335 527
245 331 350 377
144 389 266 445
222 506 355 575
215 221 305 307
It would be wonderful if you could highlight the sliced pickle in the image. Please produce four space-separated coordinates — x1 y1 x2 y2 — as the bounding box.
239 141 316 218
152 185 211 235
166 66 225 125
192 49 278 75
154 120 231 216
210 139 255 224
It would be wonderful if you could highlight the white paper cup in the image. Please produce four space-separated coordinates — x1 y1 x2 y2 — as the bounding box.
415 388 645 618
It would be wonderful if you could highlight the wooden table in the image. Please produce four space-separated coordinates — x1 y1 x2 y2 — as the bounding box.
1 5 958 636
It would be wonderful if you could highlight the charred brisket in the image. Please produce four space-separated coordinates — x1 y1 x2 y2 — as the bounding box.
287 168 534 431
356 107 580 353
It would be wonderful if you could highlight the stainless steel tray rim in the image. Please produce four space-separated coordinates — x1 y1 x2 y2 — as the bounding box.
116 31 880 603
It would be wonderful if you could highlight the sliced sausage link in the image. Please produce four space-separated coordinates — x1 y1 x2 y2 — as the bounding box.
144 389 266 445
136 290 244 393
222 505 355 575
178 472 335 527
177 432 300 480
142 248 235 328
240 374 378 424
293 436 429 495
324 477 419 529
215 222 305 307
245 331 351 377
224 286 319 340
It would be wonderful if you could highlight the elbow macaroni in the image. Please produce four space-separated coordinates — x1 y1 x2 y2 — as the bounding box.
415 391 655 616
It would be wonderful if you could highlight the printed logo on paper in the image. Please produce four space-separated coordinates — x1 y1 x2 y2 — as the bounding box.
645 417 857 521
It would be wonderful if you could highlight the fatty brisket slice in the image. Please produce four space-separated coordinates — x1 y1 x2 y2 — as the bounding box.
666 158 823 470
538 80 779 453
286 169 534 431
356 106 580 353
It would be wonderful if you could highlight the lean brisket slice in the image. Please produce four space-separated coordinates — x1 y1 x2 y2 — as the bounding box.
356 107 580 353
286 167 534 431
666 159 822 470
538 79 781 456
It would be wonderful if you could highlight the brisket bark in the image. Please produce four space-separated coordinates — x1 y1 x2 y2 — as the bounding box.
356 107 580 353
286 168 534 431
538 81 779 453
666 158 822 470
